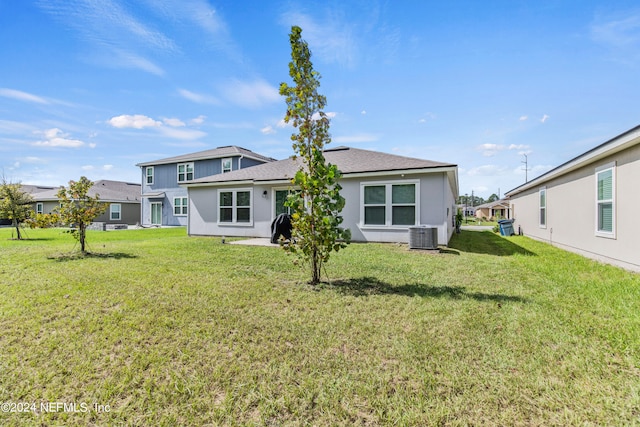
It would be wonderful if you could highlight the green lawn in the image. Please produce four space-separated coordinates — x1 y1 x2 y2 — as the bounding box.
0 227 638 426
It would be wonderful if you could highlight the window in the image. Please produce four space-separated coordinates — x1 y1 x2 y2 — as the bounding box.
219 189 252 224
110 204 121 221
362 181 418 227
539 188 546 228
222 158 232 173
177 162 194 182
174 197 188 216
146 167 154 185
36 203 43 215
596 164 615 236
274 188 302 216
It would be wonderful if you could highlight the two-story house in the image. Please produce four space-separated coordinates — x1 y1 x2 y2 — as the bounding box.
136 146 275 226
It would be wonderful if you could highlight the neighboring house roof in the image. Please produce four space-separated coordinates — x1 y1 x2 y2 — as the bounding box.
475 199 510 210
136 145 276 167
506 124 640 197
21 180 141 203
185 146 457 186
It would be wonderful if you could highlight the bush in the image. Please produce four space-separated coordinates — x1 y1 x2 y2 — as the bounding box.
26 213 61 229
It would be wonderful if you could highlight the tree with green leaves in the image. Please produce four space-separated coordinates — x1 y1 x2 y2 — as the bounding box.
56 176 107 254
0 177 34 240
279 26 351 285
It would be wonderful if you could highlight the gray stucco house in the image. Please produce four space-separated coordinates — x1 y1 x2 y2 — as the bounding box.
136 146 275 226
505 124 640 272
183 146 459 244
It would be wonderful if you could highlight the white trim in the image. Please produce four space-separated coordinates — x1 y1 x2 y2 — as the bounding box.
359 179 420 228
539 187 547 229
595 162 616 239
35 202 44 215
173 197 188 216
177 162 194 183
217 188 253 226
110 203 122 221
222 157 233 173
145 166 154 185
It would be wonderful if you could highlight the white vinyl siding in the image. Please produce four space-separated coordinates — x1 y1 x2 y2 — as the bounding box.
361 181 419 227
174 197 188 216
218 189 252 225
110 203 121 221
177 162 194 182
596 163 615 237
539 187 546 228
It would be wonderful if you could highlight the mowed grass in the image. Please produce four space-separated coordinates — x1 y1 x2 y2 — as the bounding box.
0 227 638 426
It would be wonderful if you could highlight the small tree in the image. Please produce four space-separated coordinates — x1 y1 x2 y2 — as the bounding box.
0 177 34 240
279 26 350 285
56 176 107 254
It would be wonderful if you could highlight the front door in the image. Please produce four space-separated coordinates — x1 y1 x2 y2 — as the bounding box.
151 202 162 225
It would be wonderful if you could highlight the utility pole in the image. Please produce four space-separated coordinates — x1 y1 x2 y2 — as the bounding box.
521 154 531 183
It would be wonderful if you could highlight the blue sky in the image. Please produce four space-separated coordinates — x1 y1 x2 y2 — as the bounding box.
1 0 639 198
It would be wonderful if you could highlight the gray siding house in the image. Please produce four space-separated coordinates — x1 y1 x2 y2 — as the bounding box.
136 146 275 226
22 180 142 225
184 146 459 244
505 124 640 272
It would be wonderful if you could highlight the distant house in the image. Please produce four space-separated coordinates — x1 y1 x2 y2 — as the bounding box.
474 199 511 220
184 146 459 244
136 146 275 227
22 180 142 225
505 124 640 272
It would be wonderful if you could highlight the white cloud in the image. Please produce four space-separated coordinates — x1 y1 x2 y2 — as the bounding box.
361 110 367 115
540 114 550 123
519 115 528 121
158 126 206 140
108 114 162 129
477 143 505 157
103 165 114 171
280 12 356 68
178 89 219 105
163 118 186 127
33 128 86 148
221 79 280 108
311 111 337 121
0 88 49 104
508 144 529 150
37 0 176 75
261 125 276 135
82 165 94 171
189 115 206 125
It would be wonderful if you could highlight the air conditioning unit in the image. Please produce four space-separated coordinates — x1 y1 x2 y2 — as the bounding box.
408 226 438 250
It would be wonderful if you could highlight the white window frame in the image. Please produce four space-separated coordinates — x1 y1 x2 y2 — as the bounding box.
173 197 188 216
595 162 616 239
360 180 420 228
217 188 253 226
36 202 44 215
146 166 154 185
222 158 233 173
110 203 121 221
539 187 547 229
177 162 194 182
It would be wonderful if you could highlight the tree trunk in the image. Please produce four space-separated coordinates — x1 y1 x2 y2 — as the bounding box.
79 223 86 253
12 219 21 240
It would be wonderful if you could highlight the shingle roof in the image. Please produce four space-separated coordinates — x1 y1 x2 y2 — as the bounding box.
136 145 276 167
22 180 141 203
187 146 456 185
